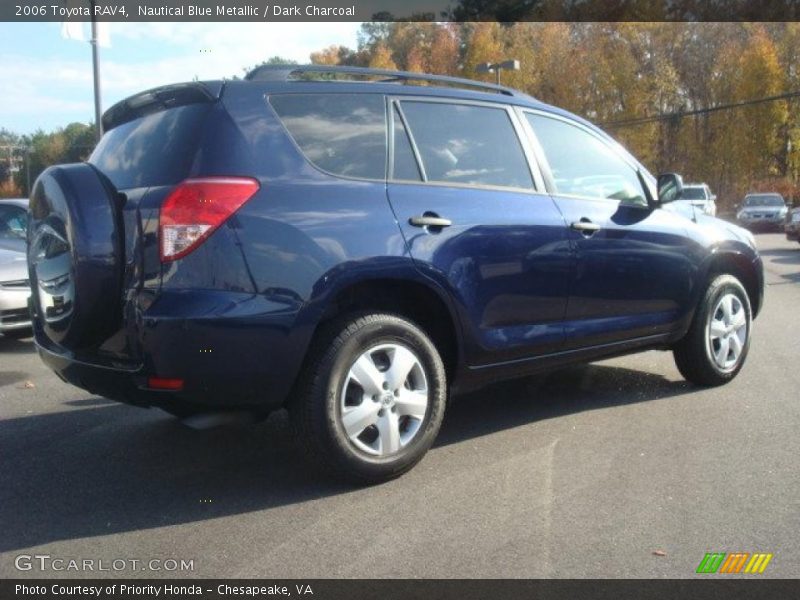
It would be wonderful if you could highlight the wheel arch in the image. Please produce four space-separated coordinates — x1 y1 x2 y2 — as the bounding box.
705 250 762 318
311 276 463 384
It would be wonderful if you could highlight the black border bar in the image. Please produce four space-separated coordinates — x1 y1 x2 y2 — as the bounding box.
3 580 800 600
3 0 800 22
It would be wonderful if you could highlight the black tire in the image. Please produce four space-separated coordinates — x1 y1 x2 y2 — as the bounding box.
290 313 447 484
673 274 752 386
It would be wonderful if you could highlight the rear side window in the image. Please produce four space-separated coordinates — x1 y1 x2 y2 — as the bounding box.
270 94 386 180
90 103 213 189
398 101 533 189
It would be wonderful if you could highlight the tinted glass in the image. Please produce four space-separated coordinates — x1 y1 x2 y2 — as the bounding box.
0 205 27 240
400 101 533 189
270 94 386 180
90 103 212 189
392 105 422 181
527 114 646 206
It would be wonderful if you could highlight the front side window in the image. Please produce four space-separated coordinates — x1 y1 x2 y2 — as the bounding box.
527 113 647 206
399 101 533 189
270 94 387 180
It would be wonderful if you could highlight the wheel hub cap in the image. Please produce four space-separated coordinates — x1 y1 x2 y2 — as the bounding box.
707 292 748 371
339 343 429 457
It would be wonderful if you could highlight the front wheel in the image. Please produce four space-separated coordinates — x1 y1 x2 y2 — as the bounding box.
290 313 447 484
673 274 752 386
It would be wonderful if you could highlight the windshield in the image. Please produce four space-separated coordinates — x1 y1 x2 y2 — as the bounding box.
0 204 27 241
744 194 784 207
680 187 707 200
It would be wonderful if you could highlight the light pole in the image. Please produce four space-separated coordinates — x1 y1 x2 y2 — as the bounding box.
476 60 521 85
89 0 102 141
25 147 33 196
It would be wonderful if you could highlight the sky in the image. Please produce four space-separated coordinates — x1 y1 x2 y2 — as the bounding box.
0 22 362 135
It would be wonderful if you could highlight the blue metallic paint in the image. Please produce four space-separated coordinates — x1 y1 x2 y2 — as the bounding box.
31 78 764 411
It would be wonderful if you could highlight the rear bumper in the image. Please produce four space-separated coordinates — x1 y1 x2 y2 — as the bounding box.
785 222 800 240
35 289 310 411
737 215 784 229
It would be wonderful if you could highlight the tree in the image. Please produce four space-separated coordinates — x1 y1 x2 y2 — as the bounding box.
9 122 96 196
368 43 398 70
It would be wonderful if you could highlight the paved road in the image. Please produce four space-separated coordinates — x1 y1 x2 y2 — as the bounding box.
1 233 798 579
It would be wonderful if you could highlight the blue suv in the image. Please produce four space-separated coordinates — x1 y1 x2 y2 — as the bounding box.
27 65 764 482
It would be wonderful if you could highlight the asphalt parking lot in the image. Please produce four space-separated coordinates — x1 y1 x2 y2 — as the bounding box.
1 233 798 579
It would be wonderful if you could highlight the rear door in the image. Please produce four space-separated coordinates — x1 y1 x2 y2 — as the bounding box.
386 98 572 367
520 110 696 350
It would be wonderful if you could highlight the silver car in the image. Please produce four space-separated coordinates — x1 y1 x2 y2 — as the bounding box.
736 193 788 231
0 198 31 337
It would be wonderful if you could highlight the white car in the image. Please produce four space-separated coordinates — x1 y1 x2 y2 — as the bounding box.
675 183 717 217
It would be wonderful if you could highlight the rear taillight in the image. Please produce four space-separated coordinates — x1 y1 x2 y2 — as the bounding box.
159 177 260 262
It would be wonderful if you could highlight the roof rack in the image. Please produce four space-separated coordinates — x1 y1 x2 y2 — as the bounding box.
244 64 518 97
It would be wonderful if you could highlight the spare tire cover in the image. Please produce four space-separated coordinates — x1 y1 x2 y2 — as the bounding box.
28 163 123 350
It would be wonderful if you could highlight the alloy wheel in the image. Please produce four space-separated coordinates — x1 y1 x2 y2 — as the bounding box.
706 292 748 372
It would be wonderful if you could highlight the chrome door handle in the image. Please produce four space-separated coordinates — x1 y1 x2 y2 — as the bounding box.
409 215 452 228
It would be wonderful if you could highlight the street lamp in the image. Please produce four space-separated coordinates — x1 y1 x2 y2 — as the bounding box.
476 59 520 85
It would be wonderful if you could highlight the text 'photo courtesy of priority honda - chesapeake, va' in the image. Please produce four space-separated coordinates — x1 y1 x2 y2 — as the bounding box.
1 1 799 599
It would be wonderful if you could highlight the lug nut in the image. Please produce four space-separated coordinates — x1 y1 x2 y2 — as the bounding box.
372 395 379 402
394 390 400 397
382 382 389 390
378 408 385 417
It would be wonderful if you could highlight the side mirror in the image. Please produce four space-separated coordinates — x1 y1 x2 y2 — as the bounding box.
657 173 684 205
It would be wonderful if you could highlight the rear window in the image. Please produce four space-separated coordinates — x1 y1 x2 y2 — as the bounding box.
269 94 386 180
90 103 213 190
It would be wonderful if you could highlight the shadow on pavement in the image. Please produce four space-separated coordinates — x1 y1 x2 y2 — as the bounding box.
439 363 690 447
0 336 36 355
0 361 692 553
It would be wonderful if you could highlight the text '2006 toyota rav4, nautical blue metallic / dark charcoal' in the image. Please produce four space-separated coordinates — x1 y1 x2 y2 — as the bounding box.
27 65 764 482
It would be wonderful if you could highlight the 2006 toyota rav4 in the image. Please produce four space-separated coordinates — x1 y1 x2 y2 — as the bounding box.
28 65 764 483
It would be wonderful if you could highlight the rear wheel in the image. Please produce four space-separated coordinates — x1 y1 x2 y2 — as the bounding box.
673 274 752 386
290 313 447 484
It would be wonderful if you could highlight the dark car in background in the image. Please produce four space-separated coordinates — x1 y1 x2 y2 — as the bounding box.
26 66 764 482
784 205 800 243
736 193 788 231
